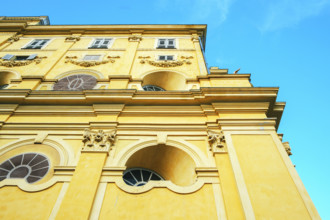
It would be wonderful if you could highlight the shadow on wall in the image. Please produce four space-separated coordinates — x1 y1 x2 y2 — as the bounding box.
0 71 19 89
142 71 186 91
125 144 196 186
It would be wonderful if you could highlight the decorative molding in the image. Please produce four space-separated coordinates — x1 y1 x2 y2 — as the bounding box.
282 142 292 156
34 131 48 144
137 56 150 59
139 56 193 67
101 166 219 194
64 55 120 67
207 130 227 154
2 49 57 52
137 48 195 51
65 36 81 42
68 48 126 51
128 35 142 42
0 56 47 67
191 36 199 42
81 129 116 153
7 34 22 43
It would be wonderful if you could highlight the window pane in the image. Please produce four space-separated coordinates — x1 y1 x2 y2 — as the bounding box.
167 56 174 60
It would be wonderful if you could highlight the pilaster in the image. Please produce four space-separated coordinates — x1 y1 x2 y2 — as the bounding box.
55 129 116 220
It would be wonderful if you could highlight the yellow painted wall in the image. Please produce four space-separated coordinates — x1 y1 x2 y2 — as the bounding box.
215 154 245 219
0 183 63 220
232 134 311 219
99 183 218 220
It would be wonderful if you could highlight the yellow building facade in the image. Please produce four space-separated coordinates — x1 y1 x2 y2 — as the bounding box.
0 16 320 219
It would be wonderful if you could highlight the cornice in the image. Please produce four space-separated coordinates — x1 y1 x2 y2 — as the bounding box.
197 74 251 79
0 88 279 105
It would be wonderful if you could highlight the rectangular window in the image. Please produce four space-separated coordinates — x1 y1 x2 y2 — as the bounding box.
24 39 49 49
158 55 174 61
1 54 37 61
89 38 111 49
157 39 176 49
83 55 101 61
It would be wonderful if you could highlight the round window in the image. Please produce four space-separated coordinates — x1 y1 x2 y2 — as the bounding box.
123 168 163 187
142 85 165 91
0 153 50 184
53 74 97 91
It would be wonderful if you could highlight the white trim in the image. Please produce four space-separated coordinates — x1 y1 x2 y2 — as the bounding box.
21 38 53 50
156 54 176 61
48 182 69 220
270 132 321 219
52 69 105 80
89 182 107 220
154 38 178 49
88 38 114 49
225 132 256 220
212 183 227 220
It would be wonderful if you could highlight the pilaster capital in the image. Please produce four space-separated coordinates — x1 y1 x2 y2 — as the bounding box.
81 128 117 154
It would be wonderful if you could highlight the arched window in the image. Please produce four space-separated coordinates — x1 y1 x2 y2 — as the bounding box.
142 71 186 91
0 71 18 89
0 153 50 183
142 85 165 91
123 168 163 187
53 74 97 91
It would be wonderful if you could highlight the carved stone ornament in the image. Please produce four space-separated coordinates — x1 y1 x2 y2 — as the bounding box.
7 34 22 43
0 56 47 67
64 56 120 67
82 128 116 153
282 142 292 156
207 130 226 154
65 36 81 42
139 56 193 68
191 36 200 42
128 35 142 42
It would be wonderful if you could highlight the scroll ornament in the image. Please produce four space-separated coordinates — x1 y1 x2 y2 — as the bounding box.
207 130 226 154
0 56 47 67
65 56 120 67
282 142 292 156
82 129 116 153
7 34 22 43
65 36 81 42
138 56 193 68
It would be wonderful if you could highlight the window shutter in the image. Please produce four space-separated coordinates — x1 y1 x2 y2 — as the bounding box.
2 54 14 60
27 54 37 60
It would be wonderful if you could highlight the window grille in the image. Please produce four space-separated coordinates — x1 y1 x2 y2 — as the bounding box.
123 168 163 187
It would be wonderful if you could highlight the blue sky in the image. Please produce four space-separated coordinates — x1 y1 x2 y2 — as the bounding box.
2 0 330 218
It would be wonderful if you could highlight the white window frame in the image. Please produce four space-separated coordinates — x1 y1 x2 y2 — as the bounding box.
1 54 38 61
157 55 175 61
88 38 112 49
156 38 177 49
82 54 102 61
23 39 50 49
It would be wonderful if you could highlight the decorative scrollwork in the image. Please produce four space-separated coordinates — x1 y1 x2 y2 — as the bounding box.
7 34 22 43
0 56 47 67
82 128 116 153
207 130 226 154
65 36 81 42
64 55 120 67
139 56 193 68
191 36 199 42
128 35 142 42
282 142 292 156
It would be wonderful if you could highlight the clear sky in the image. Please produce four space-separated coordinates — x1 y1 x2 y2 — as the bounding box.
2 0 330 218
